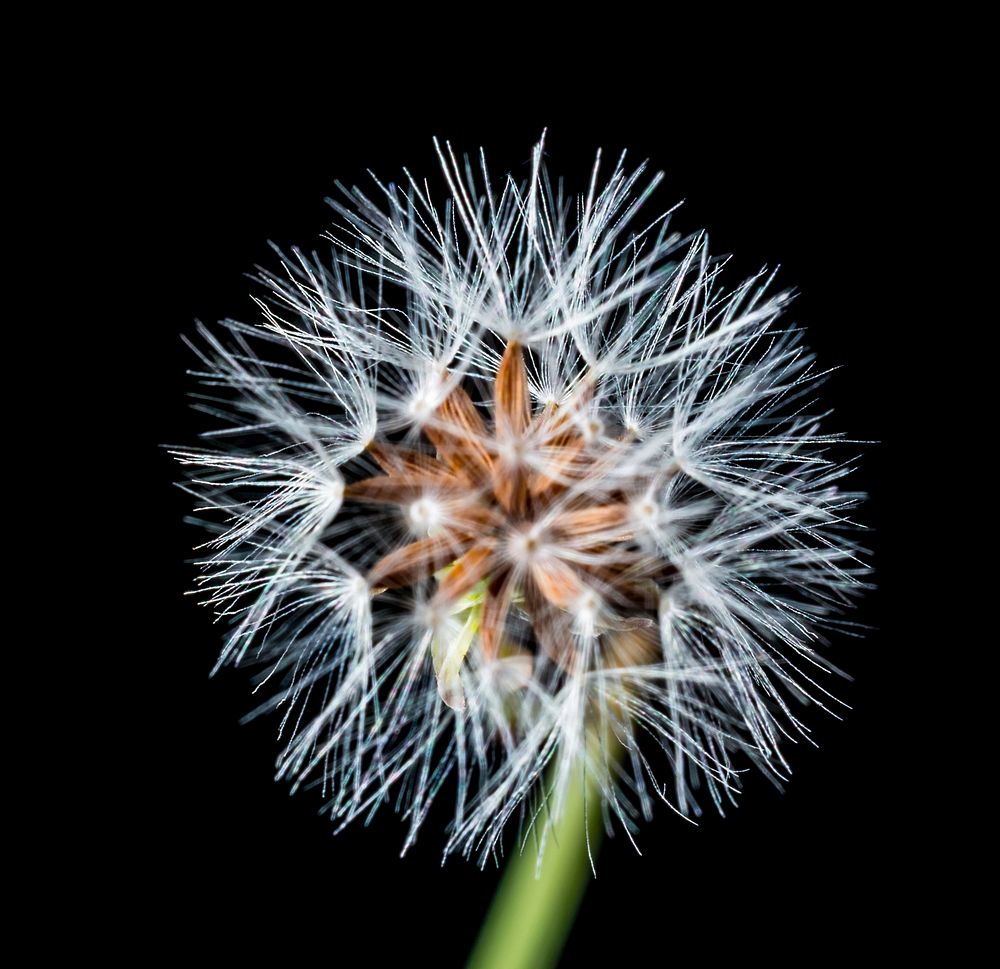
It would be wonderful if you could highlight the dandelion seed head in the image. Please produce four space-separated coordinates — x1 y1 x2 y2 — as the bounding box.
178 135 870 866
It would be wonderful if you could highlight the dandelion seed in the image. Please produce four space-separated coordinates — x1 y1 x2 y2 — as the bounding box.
178 135 870 873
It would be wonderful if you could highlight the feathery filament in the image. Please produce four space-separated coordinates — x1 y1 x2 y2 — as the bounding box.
177 137 869 865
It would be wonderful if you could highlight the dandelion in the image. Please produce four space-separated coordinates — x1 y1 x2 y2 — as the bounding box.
177 135 868 966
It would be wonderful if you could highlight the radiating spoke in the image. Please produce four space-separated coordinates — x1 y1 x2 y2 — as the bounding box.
479 571 517 661
550 503 633 544
424 382 494 482
531 556 588 611
345 474 468 506
367 535 469 590
494 341 531 438
433 542 496 607
366 441 465 481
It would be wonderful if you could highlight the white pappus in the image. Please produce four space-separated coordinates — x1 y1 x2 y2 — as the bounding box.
175 135 869 869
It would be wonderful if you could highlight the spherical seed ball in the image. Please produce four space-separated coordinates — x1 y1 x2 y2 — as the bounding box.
176 136 870 866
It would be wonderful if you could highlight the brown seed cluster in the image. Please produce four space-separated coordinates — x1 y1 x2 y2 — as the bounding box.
345 341 668 700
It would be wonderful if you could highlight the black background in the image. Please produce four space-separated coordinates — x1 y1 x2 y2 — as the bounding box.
127 59 922 964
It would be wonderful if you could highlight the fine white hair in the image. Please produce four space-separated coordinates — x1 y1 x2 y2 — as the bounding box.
177 134 869 867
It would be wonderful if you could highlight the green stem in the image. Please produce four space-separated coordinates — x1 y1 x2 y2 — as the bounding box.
465 762 602 969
